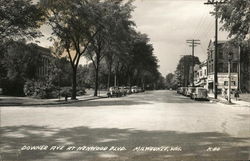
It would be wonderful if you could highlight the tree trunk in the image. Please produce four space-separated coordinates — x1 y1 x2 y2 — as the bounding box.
114 73 117 87
71 67 77 100
107 63 111 89
94 60 99 96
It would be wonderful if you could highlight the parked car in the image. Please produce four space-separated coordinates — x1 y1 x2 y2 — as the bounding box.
107 86 121 97
182 87 188 96
119 86 127 96
125 86 131 94
177 87 181 94
187 87 196 97
137 87 143 92
131 86 138 93
190 87 208 100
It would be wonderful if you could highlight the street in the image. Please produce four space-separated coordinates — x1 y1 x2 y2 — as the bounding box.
1 90 250 161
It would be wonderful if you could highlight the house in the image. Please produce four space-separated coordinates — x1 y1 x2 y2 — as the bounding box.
194 60 208 89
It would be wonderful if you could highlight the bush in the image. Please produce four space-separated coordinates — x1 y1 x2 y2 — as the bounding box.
60 87 86 97
24 80 57 99
2 79 25 96
60 87 71 97
24 80 86 99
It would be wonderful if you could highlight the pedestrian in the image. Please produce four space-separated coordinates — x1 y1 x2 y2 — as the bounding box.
65 94 68 101
222 87 227 100
234 89 239 101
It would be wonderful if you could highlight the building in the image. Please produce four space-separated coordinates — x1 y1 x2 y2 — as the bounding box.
207 40 240 94
33 44 52 79
194 60 208 89
0 42 52 96
238 42 250 92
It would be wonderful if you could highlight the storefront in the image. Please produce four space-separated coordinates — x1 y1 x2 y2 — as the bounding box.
207 73 238 94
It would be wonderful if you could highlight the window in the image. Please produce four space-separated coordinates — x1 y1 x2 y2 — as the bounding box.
218 63 223 72
218 49 223 59
232 63 238 72
224 81 236 86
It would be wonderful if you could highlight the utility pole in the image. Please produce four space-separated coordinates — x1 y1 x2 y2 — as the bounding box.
228 52 233 104
204 0 227 99
186 39 200 87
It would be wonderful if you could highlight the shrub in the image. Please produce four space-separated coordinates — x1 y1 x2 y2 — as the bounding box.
24 80 86 99
60 87 86 97
24 80 57 99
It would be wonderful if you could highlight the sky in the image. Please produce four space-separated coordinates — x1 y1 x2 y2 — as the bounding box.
36 0 229 76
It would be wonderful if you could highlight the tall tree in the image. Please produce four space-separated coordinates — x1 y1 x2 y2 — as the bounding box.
175 55 200 87
165 73 177 89
0 0 45 90
86 0 134 96
44 0 101 99
125 33 159 88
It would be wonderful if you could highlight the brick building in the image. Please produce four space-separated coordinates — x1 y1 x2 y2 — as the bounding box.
239 42 250 92
207 40 240 94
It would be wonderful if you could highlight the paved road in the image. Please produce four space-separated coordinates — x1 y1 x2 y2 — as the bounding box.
1 90 249 161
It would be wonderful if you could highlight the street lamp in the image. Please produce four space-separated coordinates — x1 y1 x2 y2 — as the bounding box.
228 52 233 103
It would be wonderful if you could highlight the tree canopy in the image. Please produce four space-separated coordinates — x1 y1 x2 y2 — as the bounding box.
217 0 250 42
0 0 45 43
175 55 200 87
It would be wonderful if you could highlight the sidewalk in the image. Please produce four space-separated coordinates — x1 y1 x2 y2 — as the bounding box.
208 93 250 107
0 92 108 106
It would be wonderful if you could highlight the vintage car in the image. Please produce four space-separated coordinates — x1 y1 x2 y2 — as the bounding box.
107 86 121 97
182 87 188 96
131 86 138 93
190 87 208 100
187 87 196 97
177 87 181 94
119 86 127 96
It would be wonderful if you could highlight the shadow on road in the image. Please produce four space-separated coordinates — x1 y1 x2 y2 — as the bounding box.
1 125 249 161
0 90 214 107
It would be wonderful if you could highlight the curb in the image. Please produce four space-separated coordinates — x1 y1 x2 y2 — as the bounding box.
208 96 250 107
0 96 108 107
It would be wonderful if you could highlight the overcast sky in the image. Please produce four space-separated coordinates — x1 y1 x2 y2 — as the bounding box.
37 0 229 76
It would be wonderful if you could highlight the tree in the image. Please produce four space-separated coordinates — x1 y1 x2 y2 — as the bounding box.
85 0 134 96
1 41 43 95
125 33 159 88
217 0 250 42
175 55 200 87
165 73 177 89
0 0 45 42
45 0 101 99
0 0 45 92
